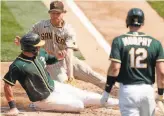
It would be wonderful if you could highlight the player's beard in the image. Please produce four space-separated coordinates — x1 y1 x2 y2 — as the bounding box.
32 48 39 56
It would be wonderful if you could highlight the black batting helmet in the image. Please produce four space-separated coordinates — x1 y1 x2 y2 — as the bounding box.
126 8 144 28
20 33 45 53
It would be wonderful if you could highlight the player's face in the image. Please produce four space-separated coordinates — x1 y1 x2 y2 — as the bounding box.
32 46 40 56
49 11 64 24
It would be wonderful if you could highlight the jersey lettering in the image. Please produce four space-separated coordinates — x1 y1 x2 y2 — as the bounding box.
122 37 152 47
40 56 46 68
55 34 65 45
41 33 52 40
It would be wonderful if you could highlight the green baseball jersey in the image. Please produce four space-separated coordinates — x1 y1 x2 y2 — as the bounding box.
110 32 164 85
3 48 58 102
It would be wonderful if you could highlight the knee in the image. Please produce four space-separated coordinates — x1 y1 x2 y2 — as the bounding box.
64 101 84 112
73 101 84 112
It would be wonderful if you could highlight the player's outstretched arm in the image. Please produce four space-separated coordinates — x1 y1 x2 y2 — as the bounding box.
4 83 19 116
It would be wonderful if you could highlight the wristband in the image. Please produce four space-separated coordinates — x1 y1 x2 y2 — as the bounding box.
8 100 16 109
158 88 164 95
105 75 117 93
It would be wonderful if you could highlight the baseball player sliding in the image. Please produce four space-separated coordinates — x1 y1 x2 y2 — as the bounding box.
3 33 118 115
15 0 106 89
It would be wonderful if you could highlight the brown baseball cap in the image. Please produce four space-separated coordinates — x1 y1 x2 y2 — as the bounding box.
48 1 67 13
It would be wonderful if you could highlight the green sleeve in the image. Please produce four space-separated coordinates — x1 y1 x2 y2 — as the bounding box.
42 49 58 64
3 65 21 86
39 48 59 64
110 38 121 63
46 54 58 65
156 41 164 62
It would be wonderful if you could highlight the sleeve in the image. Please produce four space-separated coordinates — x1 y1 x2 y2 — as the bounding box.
109 38 121 63
65 24 78 50
46 55 58 65
43 49 59 64
3 65 20 86
156 41 164 62
28 22 39 35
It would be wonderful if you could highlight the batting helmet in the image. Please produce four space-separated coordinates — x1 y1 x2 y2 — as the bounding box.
20 33 45 55
126 8 144 28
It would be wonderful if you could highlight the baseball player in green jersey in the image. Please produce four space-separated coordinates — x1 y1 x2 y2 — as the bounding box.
4 33 118 116
15 0 105 89
101 8 164 116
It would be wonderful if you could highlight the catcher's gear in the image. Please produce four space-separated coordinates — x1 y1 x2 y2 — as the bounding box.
126 8 144 27
64 77 76 86
20 33 45 56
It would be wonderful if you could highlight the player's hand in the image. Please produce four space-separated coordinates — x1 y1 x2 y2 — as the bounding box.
156 95 164 102
100 91 110 106
14 36 21 46
6 108 19 116
57 50 66 60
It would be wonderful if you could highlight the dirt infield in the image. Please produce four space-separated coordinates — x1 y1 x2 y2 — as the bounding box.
76 1 164 47
1 1 164 116
0 62 120 116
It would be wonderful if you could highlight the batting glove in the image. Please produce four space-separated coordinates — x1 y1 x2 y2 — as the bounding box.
64 77 76 86
156 95 164 102
100 91 110 106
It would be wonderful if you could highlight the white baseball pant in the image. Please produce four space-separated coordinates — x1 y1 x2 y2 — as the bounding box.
46 56 106 89
119 83 156 116
33 81 118 112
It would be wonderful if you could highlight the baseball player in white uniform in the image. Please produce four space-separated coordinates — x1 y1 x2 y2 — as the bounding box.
15 0 106 89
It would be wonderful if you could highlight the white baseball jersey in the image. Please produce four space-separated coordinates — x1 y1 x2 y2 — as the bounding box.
27 20 106 88
29 19 77 52
28 19 77 81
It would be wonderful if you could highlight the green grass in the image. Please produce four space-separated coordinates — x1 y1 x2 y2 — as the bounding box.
1 1 23 61
1 1 24 42
5 1 49 31
1 1 85 61
148 1 164 18
1 42 21 61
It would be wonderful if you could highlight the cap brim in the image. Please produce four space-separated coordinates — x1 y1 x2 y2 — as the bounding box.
48 9 67 13
34 40 45 47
